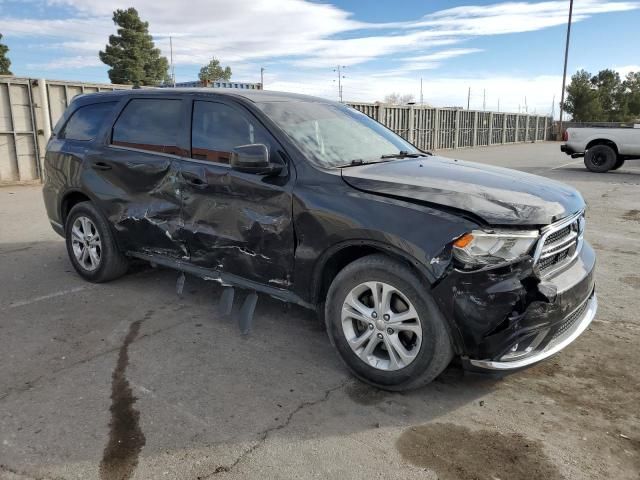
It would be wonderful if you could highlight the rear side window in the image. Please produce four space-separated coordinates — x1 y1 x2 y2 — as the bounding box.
60 102 117 141
191 101 272 164
112 99 183 155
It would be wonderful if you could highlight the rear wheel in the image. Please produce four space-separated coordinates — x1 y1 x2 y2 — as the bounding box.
325 254 453 391
65 202 128 282
584 144 617 172
611 158 625 170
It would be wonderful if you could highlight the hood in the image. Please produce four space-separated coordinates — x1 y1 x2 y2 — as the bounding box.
341 156 584 226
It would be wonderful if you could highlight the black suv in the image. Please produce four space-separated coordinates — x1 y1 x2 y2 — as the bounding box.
43 89 596 390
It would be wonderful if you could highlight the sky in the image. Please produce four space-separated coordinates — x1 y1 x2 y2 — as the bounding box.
0 0 638 115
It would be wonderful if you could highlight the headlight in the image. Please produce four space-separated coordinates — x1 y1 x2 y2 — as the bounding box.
452 229 539 269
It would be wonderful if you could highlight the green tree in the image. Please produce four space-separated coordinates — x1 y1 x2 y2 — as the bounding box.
563 70 603 121
590 69 626 121
623 71 640 119
198 57 232 85
99 8 169 86
0 33 12 75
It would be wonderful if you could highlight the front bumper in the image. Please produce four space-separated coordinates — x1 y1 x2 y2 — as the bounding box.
467 292 596 370
433 240 597 372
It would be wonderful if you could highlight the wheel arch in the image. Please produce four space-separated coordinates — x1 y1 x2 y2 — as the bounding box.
586 138 619 154
60 189 93 227
310 240 435 307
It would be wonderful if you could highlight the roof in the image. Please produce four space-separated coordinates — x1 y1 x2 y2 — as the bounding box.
75 88 337 105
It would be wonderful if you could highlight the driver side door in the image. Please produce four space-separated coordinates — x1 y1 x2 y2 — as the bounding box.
180 98 295 286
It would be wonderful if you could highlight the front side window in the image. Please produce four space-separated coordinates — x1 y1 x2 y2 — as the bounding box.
257 101 419 168
60 102 117 141
191 101 272 164
112 98 183 155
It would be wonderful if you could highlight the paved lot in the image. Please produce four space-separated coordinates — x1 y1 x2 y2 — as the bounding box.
1 142 639 480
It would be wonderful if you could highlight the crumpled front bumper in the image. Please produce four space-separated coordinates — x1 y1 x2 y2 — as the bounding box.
467 291 596 370
433 240 597 372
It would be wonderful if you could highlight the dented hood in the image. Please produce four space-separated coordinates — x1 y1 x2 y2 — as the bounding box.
341 156 584 226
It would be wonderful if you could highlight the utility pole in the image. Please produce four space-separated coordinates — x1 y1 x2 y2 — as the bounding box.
420 77 423 105
333 65 346 102
497 98 500 112
467 87 471 110
559 0 574 137
260 67 265 89
482 89 486 111
524 96 528 113
169 36 176 87
551 94 556 118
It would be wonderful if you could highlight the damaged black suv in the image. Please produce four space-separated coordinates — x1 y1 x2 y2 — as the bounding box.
43 89 596 390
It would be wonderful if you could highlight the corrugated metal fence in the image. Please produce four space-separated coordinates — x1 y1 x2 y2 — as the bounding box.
0 76 131 185
0 76 552 185
347 102 552 151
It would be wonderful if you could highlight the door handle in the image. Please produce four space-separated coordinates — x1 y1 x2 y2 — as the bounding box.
92 161 112 171
181 171 208 187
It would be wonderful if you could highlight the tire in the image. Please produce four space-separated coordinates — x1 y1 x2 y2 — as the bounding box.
325 254 453 391
65 202 128 282
584 145 617 172
611 158 625 170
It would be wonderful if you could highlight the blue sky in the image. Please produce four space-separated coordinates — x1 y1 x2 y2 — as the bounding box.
0 0 638 114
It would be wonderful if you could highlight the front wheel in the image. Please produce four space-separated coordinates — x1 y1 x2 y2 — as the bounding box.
65 202 129 283
325 254 453 391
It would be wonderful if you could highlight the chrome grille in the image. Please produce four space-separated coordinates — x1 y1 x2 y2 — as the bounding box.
534 212 584 276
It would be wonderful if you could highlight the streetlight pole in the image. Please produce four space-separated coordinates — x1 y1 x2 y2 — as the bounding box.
260 67 265 89
559 0 574 138
334 65 346 102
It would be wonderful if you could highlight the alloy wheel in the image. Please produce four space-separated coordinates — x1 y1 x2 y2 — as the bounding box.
71 216 102 271
341 281 422 371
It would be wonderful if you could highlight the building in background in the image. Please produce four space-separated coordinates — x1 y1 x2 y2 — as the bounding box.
166 80 262 90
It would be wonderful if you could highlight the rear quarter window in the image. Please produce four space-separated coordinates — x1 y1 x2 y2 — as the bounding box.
111 98 183 155
59 102 117 141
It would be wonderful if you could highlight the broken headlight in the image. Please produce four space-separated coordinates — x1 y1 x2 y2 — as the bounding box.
452 230 539 269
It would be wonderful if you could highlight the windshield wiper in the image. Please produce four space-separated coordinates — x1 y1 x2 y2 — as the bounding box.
380 150 427 159
338 158 396 168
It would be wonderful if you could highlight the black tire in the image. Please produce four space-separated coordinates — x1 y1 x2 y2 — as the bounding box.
584 145 617 172
325 254 453 391
611 158 625 170
65 202 128 282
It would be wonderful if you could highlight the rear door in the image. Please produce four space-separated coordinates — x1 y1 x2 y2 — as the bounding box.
180 97 295 285
86 96 189 257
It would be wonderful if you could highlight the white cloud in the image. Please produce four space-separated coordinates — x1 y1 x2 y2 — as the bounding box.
615 65 640 77
28 55 103 70
3 0 636 71
269 72 561 115
2 0 638 107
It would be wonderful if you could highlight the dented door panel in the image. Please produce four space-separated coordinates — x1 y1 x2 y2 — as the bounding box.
180 161 295 285
88 146 186 257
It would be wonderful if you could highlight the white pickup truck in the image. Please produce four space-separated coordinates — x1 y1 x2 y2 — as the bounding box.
561 126 640 172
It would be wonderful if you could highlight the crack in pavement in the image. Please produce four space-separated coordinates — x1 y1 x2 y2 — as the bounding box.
201 379 350 478
0 313 190 402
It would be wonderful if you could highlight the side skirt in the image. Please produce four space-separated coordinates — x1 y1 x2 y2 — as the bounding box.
127 251 315 310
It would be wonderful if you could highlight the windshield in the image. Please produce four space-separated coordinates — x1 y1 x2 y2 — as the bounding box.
257 101 420 168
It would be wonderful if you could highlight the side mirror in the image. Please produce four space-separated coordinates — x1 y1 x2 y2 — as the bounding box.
230 144 283 175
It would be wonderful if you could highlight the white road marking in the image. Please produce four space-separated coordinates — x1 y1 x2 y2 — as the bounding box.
9 286 87 308
551 159 582 170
